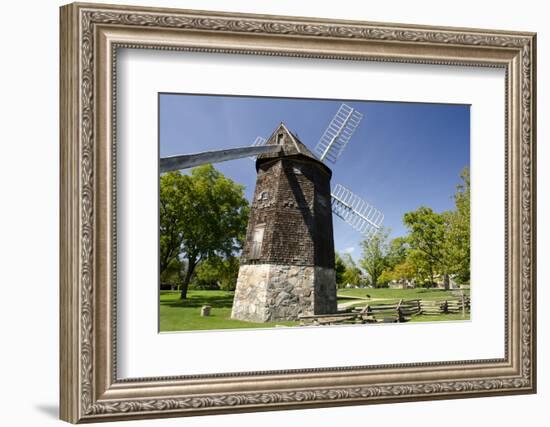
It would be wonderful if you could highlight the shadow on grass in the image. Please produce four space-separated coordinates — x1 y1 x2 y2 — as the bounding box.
161 292 235 308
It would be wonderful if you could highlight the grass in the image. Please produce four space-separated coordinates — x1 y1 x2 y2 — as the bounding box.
337 287 470 303
337 288 470 321
159 290 298 332
160 288 471 332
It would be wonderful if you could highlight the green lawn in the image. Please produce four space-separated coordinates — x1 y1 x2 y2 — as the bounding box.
337 287 470 302
160 288 470 332
337 287 470 321
159 290 298 332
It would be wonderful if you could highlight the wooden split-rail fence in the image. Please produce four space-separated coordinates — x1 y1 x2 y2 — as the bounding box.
298 295 471 326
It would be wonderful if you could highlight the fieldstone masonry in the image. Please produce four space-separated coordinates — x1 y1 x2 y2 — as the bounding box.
231 123 338 322
231 265 337 322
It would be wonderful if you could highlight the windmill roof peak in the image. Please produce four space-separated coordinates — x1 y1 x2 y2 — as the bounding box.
256 123 330 174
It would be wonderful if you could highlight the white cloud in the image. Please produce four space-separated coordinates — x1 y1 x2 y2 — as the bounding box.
343 246 355 254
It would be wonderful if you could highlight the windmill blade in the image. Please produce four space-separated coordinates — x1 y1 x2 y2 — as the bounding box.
249 136 267 160
331 183 384 239
314 103 364 164
160 144 280 173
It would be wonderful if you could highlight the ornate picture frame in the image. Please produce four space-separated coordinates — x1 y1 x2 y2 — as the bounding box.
59 2 536 423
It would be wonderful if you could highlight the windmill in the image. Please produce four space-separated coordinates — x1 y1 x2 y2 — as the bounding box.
160 103 384 239
160 102 384 322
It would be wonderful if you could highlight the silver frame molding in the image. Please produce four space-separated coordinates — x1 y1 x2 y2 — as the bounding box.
60 2 536 423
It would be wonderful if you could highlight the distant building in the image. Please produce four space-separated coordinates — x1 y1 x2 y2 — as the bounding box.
434 274 460 289
388 279 415 289
231 123 337 322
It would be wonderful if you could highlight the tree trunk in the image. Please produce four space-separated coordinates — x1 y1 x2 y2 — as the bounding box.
159 255 169 279
429 268 435 288
443 273 450 290
180 260 196 300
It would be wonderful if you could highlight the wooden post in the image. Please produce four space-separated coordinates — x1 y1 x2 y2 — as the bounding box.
396 299 403 322
359 305 373 323
461 291 466 318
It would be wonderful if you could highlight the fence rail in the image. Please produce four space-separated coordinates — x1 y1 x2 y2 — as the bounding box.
298 296 471 326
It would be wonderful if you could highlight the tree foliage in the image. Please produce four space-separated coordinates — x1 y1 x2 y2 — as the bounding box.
341 253 363 286
403 206 448 286
386 236 409 270
159 165 249 299
359 228 391 287
335 252 364 287
358 167 470 289
402 167 470 288
379 259 416 284
335 252 347 288
446 167 470 283
160 257 186 288
192 256 241 291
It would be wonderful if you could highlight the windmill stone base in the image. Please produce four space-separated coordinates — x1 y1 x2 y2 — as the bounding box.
231 264 337 322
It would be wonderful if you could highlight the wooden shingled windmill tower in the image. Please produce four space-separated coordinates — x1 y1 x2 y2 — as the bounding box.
160 103 384 323
230 124 337 322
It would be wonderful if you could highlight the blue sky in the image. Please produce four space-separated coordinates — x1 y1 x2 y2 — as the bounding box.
159 93 469 261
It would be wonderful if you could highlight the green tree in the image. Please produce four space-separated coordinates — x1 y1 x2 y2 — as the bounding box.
386 236 409 270
160 257 185 288
446 167 470 283
217 256 241 291
159 165 249 299
379 258 416 284
341 253 363 286
378 269 393 286
360 228 391 287
334 252 347 288
190 259 221 290
403 207 448 287
400 167 470 288
405 250 431 285
373 236 409 286
193 256 241 291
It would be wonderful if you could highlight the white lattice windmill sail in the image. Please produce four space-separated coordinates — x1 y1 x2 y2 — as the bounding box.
331 183 384 239
248 136 267 160
314 103 364 163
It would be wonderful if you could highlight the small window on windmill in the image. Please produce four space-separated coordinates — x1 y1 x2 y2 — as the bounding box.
250 224 265 259
277 133 284 144
292 166 303 175
257 191 269 202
